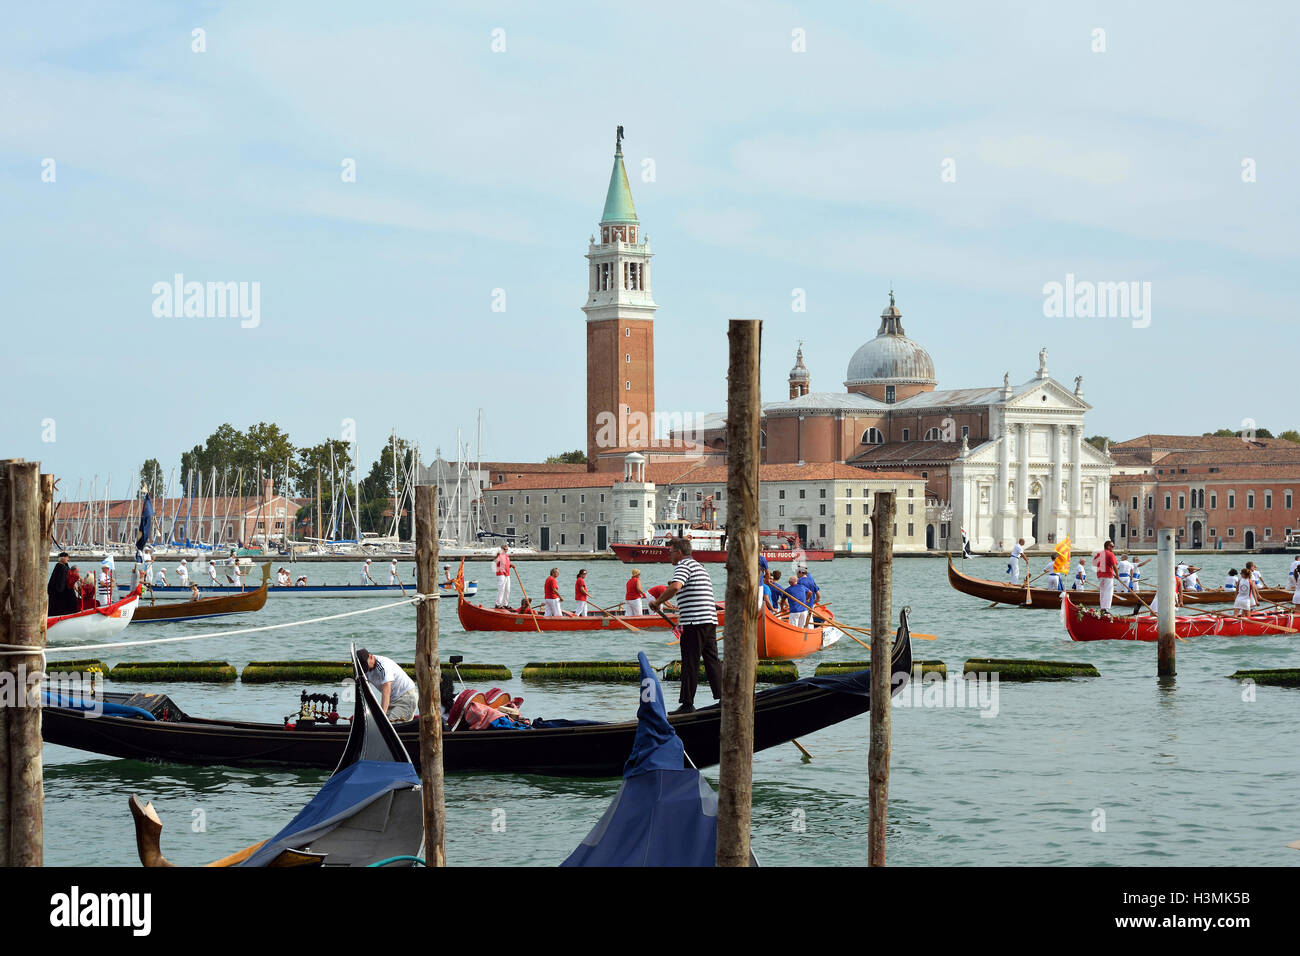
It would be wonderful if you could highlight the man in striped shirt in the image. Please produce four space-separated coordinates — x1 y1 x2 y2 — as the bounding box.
649 537 720 714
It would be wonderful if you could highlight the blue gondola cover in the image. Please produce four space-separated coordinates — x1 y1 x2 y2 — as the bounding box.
563 652 755 867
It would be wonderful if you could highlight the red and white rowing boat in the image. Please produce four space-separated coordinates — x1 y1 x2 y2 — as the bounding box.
456 594 728 633
47 587 142 643
610 518 832 564
1062 592 1300 641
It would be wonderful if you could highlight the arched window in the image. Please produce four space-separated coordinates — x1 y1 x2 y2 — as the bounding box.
861 427 884 445
923 427 943 441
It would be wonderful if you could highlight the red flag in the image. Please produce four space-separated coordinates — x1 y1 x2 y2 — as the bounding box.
455 558 466 594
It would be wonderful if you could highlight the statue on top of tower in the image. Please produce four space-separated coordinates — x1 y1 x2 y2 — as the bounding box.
616 125 624 153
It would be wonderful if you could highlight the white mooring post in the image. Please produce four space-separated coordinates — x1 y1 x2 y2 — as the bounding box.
1157 528 1176 677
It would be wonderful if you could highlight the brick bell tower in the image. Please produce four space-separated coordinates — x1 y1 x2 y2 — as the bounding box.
583 126 657 471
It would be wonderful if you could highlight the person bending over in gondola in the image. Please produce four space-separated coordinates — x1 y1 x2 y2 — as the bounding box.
356 648 418 722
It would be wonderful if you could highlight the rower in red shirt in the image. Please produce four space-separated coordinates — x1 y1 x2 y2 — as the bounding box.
574 568 590 617
647 584 676 613
543 568 563 617
625 569 647 616
1095 541 1120 613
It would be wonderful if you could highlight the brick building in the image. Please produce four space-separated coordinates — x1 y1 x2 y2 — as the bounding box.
480 453 929 553
1109 435 1300 549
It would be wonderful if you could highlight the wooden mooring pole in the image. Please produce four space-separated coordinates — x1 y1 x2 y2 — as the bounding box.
1 459 54 867
717 318 761 867
868 491 895 867
413 483 446 866
1156 528 1176 677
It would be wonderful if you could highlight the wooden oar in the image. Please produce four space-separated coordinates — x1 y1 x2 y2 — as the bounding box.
588 601 651 634
782 590 937 642
1187 602 1298 634
511 566 542 635
654 605 683 642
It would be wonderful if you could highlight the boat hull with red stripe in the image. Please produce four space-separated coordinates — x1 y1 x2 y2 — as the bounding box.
47 587 141 643
1062 592 1300 641
457 596 727 632
610 544 833 564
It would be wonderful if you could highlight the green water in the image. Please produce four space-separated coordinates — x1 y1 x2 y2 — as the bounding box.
40 555 1300 866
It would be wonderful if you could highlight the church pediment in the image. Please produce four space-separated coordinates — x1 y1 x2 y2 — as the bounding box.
1007 377 1091 411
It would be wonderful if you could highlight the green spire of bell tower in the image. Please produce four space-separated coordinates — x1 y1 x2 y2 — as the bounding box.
600 125 638 225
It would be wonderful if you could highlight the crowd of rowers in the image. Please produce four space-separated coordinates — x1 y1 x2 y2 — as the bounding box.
483 544 825 625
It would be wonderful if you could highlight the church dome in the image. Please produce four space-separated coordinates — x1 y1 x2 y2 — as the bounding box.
844 294 936 387
789 345 810 382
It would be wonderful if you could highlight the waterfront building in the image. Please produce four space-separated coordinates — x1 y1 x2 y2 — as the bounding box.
1108 435 1300 549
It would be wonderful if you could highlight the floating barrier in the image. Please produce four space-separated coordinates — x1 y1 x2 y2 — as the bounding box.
241 660 512 684
962 657 1099 681
1230 668 1300 688
815 659 947 678
46 659 108 677
109 661 237 683
521 661 641 683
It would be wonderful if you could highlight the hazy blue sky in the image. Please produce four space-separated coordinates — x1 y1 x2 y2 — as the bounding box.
4 1 1298 494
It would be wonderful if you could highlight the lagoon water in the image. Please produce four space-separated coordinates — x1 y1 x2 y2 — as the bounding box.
41 555 1300 866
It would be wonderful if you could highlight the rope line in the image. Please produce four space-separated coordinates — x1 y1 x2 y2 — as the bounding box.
0 593 434 658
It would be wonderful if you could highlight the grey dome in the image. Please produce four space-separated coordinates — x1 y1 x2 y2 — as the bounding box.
789 345 810 382
844 296 936 386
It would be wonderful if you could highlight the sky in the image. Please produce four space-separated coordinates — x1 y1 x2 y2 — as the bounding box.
4 1 1298 496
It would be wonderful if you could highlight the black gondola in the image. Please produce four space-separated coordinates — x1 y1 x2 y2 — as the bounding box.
46 616 913 778
127 643 424 866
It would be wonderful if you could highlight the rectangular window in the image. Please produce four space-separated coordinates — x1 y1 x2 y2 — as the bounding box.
541 513 548 522
579 512 585 522
846 504 852 515
846 488 853 497
779 489 786 499
1229 493 1236 508
908 503 915 515
599 512 605 521
863 523 870 537
819 504 826 515
819 523 826 537
819 488 826 498
1210 493 1218 509
778 505 785 516
907 522 914 536
580 534 586 545
525 495 530 505
491 515 498 525
799 489 806 499
509 496 514 505
845 524 851 538
524 515 530 524
561 513 566 522
629 500 638 508
1164 494 1171 510
561 533 566 545
562 494 567 503
902 428 910 441
1131 496 1138 510
1266 492 1273 508
1288 492 1294 509
1265 528 1273 540
1227 528 1235 538
1178 494 1185 509
580 494 586 503
508 514 514 523
886 385 896 403
961 425 970 438
1147 496 1153 509
1248 492 1255 509
921 471 928 479
779 523 785 531
493 496 499 506
909 487 914 497
625 354 630 363
543 495 548 504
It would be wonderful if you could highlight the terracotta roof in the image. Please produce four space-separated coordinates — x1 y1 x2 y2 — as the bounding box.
1109 434 1297 461
1111 465 1300 484
481 461 588 474
848 440 964 466
489 461 925 491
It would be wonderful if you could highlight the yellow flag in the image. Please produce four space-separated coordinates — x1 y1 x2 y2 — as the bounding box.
1053 536 1071 574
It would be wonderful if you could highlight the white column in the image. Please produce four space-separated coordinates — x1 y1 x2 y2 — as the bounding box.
1070 424 1083 540
1050 423 1062 539
997 422 1012 515
1016 422 1029 539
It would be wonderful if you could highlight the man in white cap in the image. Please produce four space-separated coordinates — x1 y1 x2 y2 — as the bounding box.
276 566 291 587
361 558 377 585
208 559 220 586
231 560 243 590
97 555 115 606
142 547 156 586
389 558 400 585
356 648 418 721
176 558 190 586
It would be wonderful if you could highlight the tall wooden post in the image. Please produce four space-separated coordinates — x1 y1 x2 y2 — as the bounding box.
868 491 895 867
1 460 53 866
717 319 762 867
1156 528 1176 677
413 484 446 866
